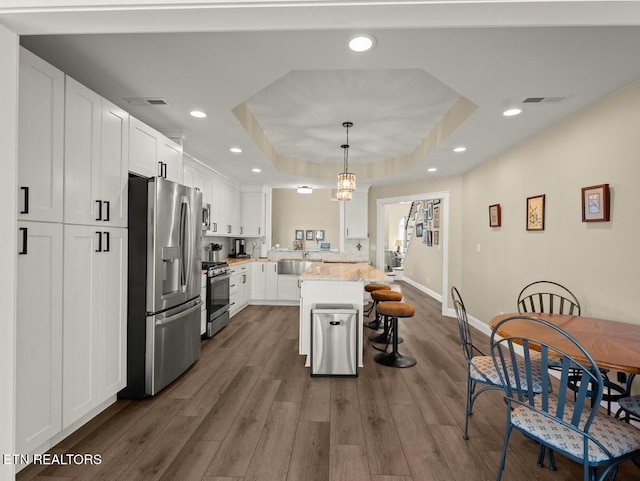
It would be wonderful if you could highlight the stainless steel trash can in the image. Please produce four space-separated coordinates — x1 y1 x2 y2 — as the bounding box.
311 304 358 377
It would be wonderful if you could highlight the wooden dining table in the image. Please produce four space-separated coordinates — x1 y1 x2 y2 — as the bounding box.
490 313 640 374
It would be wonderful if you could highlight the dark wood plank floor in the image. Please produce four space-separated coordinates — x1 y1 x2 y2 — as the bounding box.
17 282 639 481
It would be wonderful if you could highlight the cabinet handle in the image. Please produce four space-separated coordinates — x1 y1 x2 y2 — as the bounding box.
212 222 217 232
242 274 246 284
20 187 29 214
230 283 236 288
227 225 231 234
258 227 261 235
162 162 168 178
240 226 243 235
103 201 110 222
274 264 277 272
104 231 110 252
158 162 163 178
18 227 27 255
95 200 103 221
96 231 103 252
262 264 264 272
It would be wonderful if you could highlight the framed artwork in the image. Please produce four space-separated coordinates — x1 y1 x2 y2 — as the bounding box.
415 222 424 237
526 194 545 231
489 204 502 227
426 230 433 246
581 184 610 222
433 205 440 228
434 230 439 245
426 201 433 220
315 229 325 241
295 229 304 241
305 230 314 241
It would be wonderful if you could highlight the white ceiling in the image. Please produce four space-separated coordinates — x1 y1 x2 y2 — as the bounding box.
6 1 640 189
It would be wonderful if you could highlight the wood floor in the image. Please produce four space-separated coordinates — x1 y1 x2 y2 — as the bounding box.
17 282 639 481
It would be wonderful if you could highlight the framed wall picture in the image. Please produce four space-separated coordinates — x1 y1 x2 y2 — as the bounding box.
434 230 439 245
295 229 304 241
416 222 424 237
489 204 502 227
315 230 325 241
426 201 433 220
305 230 314 241
426 230 433 246
581 184 610 222
526 194 545 231
433 205 440 228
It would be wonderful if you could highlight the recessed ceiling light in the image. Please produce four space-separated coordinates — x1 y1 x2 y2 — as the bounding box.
453 146 467 153
348 34 376 52
190 110 207 118
229 147 242 153
297 186 313 194
503 107 523 117
428 167 438 172
252 168 261 173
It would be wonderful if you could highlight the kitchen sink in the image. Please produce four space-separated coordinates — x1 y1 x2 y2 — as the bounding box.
277 260 318 275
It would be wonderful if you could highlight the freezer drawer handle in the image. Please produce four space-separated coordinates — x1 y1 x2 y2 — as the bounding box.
329 321 341 326
20 187 29 214
18 227 27 255
155 301 201 326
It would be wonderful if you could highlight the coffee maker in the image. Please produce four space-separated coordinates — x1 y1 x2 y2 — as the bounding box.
230 238 249 258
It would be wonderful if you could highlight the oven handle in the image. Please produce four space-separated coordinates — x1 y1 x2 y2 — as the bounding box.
209 272 231 281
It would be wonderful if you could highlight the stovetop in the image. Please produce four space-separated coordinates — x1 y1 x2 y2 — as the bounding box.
202 261 228 269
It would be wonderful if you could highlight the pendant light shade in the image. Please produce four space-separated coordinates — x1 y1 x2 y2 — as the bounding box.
337 121 356 200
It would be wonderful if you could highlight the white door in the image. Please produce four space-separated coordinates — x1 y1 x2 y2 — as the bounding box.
100 101 129 227
18 48 64 223
15 221 63 453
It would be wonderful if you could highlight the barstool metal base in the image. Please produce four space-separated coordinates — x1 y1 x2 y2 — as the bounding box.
374 351 416 368
369 332 403 344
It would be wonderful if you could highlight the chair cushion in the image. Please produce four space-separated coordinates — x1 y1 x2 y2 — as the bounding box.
470 355 546 393
511 397 640 463
365 283 391 292
371 290 402 302
619 395 640 416
376 301 415 318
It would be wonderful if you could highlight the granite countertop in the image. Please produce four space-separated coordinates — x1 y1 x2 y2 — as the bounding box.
299 263 390 282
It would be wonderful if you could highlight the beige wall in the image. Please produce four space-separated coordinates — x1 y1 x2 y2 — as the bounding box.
384 203 408 251
368 78 640 327
271 188 340 249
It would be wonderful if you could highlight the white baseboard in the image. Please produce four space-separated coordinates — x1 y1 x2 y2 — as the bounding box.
402 277 442 303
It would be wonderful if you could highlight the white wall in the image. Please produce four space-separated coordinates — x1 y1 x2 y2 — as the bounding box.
0 23 18 481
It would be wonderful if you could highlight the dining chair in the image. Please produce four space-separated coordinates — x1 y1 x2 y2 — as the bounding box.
517 280 581 315
490 315 640 481
615 374 640 423
451 286 546 440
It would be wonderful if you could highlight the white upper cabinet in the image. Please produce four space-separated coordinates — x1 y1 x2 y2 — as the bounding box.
129 116 183 182
18 48 64 223
242 189 266 237
64 76 129 227
344 190 369 239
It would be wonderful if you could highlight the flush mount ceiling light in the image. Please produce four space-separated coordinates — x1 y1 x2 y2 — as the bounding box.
337 121 356 201
453 146 467 153
189 110 207 118
428 167 438 172
297 186 313 194
229 146 242 153
252 168 261 173
348 34 376 52
503 107 523 117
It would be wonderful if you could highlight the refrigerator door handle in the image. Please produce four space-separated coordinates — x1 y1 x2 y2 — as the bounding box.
179 195 193 293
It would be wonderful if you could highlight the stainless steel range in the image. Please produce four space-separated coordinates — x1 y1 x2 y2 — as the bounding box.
202 261 231 338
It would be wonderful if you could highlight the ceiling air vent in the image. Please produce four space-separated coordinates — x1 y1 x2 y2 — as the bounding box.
522 96 567 104
123 97 170 106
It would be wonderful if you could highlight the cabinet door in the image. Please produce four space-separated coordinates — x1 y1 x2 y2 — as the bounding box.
63 225 101 428
64 76 102 225
206 175 220 233
159 136 183 183
16 222 63 453
251 261 266 299
231 187 242 236
242 191 265 237
265 262 278 300
218 182 232 235
18 48 64 222
100 101 129 227
129 116 159 178
100 227 128 397
345 191 368 239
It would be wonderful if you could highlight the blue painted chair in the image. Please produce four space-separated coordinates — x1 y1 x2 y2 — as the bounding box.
451 287 546 440
490 315 640 481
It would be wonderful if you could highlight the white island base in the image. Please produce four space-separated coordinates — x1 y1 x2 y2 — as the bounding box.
299 263 390 368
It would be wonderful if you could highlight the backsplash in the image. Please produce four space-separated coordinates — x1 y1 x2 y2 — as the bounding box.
201 235 263 261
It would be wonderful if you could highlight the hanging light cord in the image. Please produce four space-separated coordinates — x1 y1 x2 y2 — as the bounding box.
342 121 351 173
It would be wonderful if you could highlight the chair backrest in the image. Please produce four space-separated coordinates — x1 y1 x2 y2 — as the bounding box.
451 286 476 361
517 280 581 315
490 315 603 441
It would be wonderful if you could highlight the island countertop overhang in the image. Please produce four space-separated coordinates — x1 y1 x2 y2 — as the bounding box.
300 262 390 282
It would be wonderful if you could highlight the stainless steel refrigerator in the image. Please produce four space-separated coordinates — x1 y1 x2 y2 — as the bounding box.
120 175 202 398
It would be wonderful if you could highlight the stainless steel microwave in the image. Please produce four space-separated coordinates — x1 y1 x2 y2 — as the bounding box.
202 203 211 231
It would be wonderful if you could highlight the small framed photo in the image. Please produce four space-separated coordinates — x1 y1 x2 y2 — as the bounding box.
315 229 325 241
434 230 439 245
426 201 433 220
305 230 314 241
295 229 304 241
426 230 433 246
581 184 610 222
489 204 502 227
433 205 440 228
526 194 545 231
415 222 424 237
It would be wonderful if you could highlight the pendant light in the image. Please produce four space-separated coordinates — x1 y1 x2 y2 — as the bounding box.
337 121 356 199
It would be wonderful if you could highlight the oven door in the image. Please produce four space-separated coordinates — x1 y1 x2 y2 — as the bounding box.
207 272 230 320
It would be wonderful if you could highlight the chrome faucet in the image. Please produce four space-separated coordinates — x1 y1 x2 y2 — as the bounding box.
302 249 308 258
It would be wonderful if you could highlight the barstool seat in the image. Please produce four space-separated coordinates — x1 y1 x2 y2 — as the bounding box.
368 290 403 340
374 301 416 368
363 283 392 318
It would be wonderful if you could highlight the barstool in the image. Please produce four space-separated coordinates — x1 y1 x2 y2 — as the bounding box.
363 283 391 318
368 290 403 344
373 301 416 368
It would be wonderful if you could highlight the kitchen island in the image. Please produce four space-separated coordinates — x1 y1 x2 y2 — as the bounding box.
299 263 390 368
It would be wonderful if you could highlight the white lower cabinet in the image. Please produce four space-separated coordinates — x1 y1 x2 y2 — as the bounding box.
251 261 278 300
230 264 251 317
16 221 63 454
63 225 127 428
277 275 301 301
